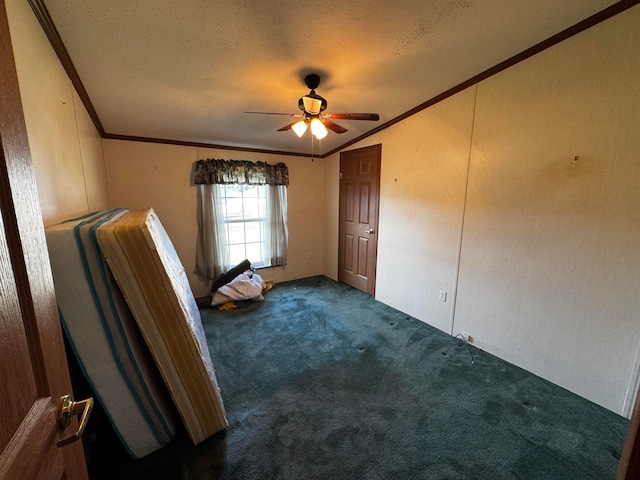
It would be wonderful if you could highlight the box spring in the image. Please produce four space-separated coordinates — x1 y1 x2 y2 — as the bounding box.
46 209 177 458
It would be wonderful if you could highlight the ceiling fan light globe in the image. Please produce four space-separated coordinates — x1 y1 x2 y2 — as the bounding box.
302 96 322 115
310 118 328 139
291 120 308 137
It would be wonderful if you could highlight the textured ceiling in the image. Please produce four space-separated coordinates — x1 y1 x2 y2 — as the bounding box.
43 0 619 156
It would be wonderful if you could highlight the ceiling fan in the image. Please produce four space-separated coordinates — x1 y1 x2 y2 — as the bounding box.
245 74 379 140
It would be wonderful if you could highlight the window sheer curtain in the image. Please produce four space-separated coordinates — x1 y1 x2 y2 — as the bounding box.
194 159 289 281
267 185 288 267
195 183 229 279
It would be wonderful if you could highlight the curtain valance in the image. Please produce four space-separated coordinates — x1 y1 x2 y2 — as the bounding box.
194 159 289 186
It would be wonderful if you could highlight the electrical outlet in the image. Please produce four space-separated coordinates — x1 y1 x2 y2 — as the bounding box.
438 290 447 302
461 332 473 343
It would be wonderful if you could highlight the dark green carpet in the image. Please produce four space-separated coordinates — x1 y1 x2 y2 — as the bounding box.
88 275 627 479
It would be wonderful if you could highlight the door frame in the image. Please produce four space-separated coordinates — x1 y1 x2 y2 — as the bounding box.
618 391 640 479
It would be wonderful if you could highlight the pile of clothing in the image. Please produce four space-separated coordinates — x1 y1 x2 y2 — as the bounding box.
211 270 265 306
210 259 273 309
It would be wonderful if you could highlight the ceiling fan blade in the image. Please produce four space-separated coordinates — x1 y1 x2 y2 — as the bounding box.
245 111 299 116
325 113 380 121
277 122 298 132
321 119 348 134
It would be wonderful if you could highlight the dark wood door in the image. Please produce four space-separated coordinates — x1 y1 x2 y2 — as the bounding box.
338 144 381 296
619 391 640 479
0 1 88 478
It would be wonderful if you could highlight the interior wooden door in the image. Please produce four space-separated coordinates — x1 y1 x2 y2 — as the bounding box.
0 1 88 478
338 144 381 296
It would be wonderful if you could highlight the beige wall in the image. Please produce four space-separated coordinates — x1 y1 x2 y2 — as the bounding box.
103 140 324 297
376 88 474 334
9 0 639 417
324 5 640 415
6 0 109 226
456 8 640 416
324 88 474 334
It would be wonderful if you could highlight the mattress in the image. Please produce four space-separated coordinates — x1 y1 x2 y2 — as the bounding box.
45 209 177 459
95 207 228 444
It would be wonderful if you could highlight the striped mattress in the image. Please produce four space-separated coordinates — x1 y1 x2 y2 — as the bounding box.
95 207 228 444
45 209 177 458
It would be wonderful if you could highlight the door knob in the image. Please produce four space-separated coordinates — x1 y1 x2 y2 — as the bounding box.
364 229 375 234
57 394 94 447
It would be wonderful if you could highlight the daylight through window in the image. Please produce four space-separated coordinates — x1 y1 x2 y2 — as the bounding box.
220 184 269 267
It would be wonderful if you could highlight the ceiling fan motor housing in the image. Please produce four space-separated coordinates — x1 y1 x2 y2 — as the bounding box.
304 73 321 90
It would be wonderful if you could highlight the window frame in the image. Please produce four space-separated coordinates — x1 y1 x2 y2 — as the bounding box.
219 184 270 268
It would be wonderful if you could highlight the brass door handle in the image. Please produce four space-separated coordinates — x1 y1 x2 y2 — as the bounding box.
364 229 375 234
57 394 94 447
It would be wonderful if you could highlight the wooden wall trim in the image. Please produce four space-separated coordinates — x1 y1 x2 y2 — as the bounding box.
102 133 314 158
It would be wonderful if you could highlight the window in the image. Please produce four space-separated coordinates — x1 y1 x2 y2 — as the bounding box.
220 184 269 267
194 159 288 280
